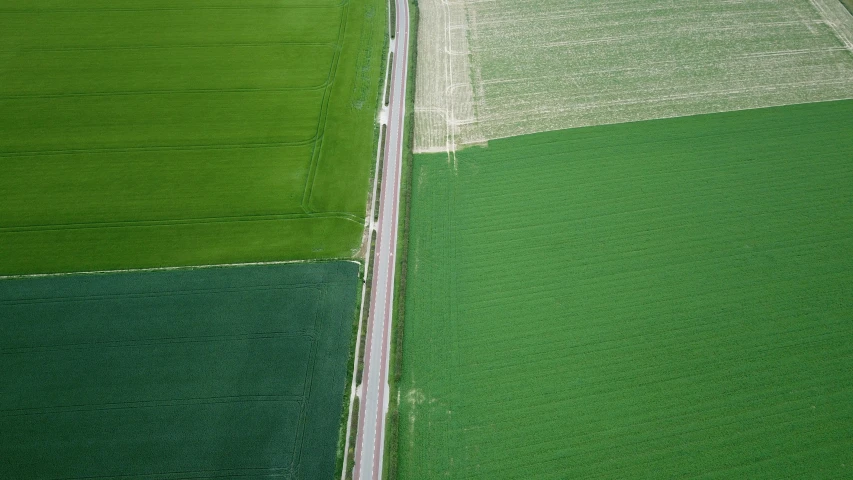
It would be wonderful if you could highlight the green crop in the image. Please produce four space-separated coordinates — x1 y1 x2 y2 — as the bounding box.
0 261 359 479
398 100 853 479
0 0 386 274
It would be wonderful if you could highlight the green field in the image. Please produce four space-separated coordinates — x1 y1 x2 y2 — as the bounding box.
0 262 358 479
0 0 385 275
398 100 853 478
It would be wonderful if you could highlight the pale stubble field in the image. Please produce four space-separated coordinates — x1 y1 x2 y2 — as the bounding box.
414 0 853 152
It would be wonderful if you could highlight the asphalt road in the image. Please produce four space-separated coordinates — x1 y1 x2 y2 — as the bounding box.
353 1 410 479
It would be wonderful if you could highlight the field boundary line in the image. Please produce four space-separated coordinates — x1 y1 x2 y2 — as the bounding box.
0 212 363 233
1 285 322 305
471 95 853 147
5 41 337 53
0 259 361 281
0 332 315 353
0 396 304 418
0 2 350 14
1 85 331 99
0 139 317 157
443 0 457 166
38 468 300 480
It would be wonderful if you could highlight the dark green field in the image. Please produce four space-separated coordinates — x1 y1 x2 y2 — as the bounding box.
0 0 385 275
0 262 358 479
398 100 853 478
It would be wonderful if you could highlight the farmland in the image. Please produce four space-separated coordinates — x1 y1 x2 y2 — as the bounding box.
397 100 853 478
0 0 386 275
0 262 359 479
413 0 853 151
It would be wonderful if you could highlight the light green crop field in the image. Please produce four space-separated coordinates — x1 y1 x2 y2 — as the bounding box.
0 0 385 275
0 261 359 479
398 100 853 479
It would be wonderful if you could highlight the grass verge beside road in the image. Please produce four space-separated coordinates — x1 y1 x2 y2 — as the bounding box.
383 1 419 478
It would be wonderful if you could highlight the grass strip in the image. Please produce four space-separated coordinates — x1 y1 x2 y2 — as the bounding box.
385 54 395 106
390 0 397 38
345 396 360 479
358 230 378 385
374 125 387 223
335 261 367 479
383 1 419 479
